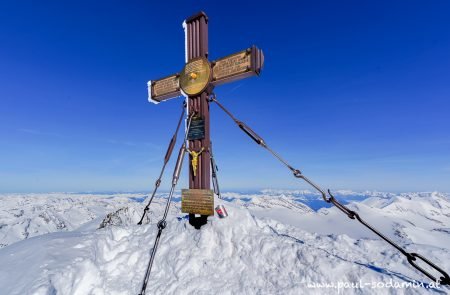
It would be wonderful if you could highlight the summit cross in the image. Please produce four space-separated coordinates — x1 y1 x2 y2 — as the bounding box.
147 11 264 228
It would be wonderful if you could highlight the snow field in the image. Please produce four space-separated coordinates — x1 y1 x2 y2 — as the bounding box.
0 192 449 294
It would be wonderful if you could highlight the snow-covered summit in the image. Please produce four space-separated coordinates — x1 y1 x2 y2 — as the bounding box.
0 191 449 294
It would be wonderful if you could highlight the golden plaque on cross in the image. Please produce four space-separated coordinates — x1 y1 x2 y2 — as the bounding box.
179 57 211 96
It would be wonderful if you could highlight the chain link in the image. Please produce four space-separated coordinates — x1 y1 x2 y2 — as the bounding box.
209 93 450 285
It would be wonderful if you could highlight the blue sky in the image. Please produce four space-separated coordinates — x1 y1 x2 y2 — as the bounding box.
1 1 449 193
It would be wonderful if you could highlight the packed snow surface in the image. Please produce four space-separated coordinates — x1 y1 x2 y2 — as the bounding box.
0 191 449 294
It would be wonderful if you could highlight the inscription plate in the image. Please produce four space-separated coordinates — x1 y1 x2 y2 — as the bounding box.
152 75 179 98
181 189 214 216
213 50 251 81
187 116 205 141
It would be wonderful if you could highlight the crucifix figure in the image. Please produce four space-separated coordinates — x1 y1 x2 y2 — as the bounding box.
187 147 204 177
147 11 264 229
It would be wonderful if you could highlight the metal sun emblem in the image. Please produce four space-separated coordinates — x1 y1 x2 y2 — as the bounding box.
179 57 211 96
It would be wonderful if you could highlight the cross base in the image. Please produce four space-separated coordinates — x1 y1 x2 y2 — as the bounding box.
189 214 208 229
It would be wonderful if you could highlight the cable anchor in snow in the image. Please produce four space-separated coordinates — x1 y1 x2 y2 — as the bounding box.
326 189 450 285
211 94 450 286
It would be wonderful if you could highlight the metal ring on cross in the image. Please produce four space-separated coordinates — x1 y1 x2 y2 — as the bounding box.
179 57 211 96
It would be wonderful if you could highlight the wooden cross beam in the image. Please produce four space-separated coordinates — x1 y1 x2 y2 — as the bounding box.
147 11 264 229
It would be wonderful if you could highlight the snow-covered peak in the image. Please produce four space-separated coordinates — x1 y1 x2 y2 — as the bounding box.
0 193 147 248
